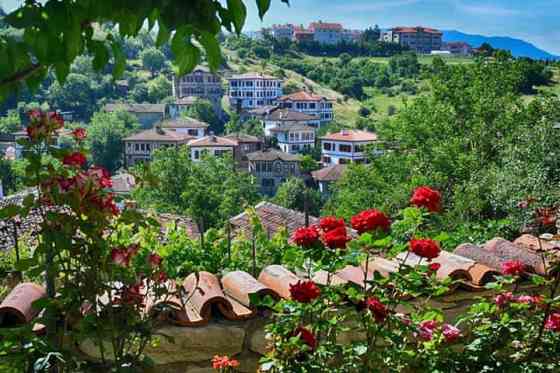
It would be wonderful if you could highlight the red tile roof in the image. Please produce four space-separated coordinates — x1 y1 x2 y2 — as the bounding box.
279 91 330 102
124 128 194 142
320 129 378 142
309 22 343 31
392 26 442 35
311 164 348 182
188 135 238 147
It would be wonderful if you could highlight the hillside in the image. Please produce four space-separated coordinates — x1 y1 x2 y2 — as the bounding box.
443 30 559 60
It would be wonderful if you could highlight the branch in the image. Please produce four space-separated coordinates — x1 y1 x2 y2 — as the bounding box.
0 63 42 88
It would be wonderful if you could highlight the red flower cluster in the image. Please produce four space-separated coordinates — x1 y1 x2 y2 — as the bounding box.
293 326 317 351
494 292 543 308
292 225 320 248
501 260 525 276
117 282 145 306
416 320 461 343
545 312 560 332
410 186 442 213
428 263 441 272
351 209 391 234
290 281 321 303
364 296 388 323
319 216 345 232
212 355 240 370
26 110 64 142
536 208 556 227
322 226 350 249
111 244 140 268
71 127 87 141
148 253 163 267
409 238 441 261
442 324 461 343
63 151 87 168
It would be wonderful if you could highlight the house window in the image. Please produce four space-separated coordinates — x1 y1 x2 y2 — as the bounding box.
146 144 151 152
339 144 352 153
135 143 140 151
354 144 364 153
188 129 198 136
323 142 332 151
339 158 350 164
194 150 200 159
322 156 331 164
262 178 275 188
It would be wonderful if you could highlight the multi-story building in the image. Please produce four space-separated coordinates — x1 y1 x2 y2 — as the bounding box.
247 149 302 196
278 91 333 125
188 135 238 162
224 133 264 165
159 117 209 138
443 41 473 56
104 103 166 129
173 66 223 108
271 24 295 40
269 123 316 154
123 128 193 167
228 73 283 112
293 29 314 43
319 129 379 166
381 27 443 54
311 164 347 196
309 21 344 45
263 109 321 136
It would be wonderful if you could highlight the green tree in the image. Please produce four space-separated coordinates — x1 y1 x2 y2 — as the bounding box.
86 110 140 173
48 73 96 120
184 98 222 134
0 158 18 194
147 75 172 103
273 177 322 216
140 47 166 76
133 147 259 233
0 110 21 134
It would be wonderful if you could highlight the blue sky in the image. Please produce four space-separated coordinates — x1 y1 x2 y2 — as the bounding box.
3 0 560 54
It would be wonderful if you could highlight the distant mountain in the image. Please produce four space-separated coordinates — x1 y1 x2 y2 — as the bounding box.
443 30 559 61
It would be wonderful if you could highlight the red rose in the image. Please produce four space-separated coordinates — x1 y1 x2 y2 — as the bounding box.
319 216 345 233
72 127 87 141
111 248 130 267
417 320 438 341
409 239 441 261
364 297 388 323
88 166 112 188
292 226 320 248
494 292 514 308
410 186 442 213
212 355 240 369
120 282 144 306
545 312 560 332
442 324 461 343
26 125 39 141
501 260 525 276
148 253 163 267
322 226 349 249
63 152 87 167
351 209 391 234
289 281 321 303
153 271 168 283
293 327 317 351
428 263 441 272
48 112 64 128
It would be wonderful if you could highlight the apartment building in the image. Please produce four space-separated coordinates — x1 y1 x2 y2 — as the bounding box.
247 149 302 196
278 91 333 125
123 128 193 167
309 21 344 45
443 41 473 56
320 129 379 166
263 109 320 136
159 117 209 138
173 66 223 107
228 73 283 112
381 27 443 54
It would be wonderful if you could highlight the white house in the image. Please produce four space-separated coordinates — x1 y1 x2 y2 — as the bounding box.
269 123 316 154
308 21 344 45
278 91 333 125
228 73 283 112
319 129 379 166
271 24 295 40
188 135 238 162
263 109 320 136
159 117 209 138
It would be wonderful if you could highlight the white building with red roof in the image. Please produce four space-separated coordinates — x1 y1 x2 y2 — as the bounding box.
188 135 239 162
381 26 443 54
227 73 284 112
278 91 333 125
319 129 380 166
309 21 344 45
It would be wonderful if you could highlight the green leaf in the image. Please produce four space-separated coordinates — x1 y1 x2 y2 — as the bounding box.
227 0 247 34
256 0 271 19
198 32 222 71
15 258 36 271
110 42 126 79
171 29 199 76
156 21 171 47
90 41 110 71
0 205 19 219
54 62 70 84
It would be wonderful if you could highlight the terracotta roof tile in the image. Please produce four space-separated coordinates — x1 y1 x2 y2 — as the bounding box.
309 22 343 31
392 26 442 35
124 128 194 142
246 150 301 162
320 130 378 142
104 103 165 113
223 133 263 143
188 135 238 147
279 91 331 102
0 283 46 326
265 109 319 121
311 164 347 182
160 117 209 129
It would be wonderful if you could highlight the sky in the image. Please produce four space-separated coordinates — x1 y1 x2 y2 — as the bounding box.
3 0 560 55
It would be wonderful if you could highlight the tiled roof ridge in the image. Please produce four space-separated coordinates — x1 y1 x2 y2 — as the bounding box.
0 234 548 330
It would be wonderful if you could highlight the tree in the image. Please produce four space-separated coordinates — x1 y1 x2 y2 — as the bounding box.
133 147 259 233
273 177 322 216
140 48 166 76
0 110 21 134
147 75 172 103
184 98 222 134
48 73 96 120
86 110 139 173
0 158 18 194
0 0 287 102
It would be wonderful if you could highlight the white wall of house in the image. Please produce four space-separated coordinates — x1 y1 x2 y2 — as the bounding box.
173 128 206 138
228 78 283 111
279 100 333 124
190 146 234 161
275 130 315 154
320 140 381 165
313 29 343 44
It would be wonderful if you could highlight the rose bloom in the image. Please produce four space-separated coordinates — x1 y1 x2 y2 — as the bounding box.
428 263 441 272
88 166 112 188
63 152 87 167
351 209 391 234
409 238 441 261
322 226 349 249
120 282 144 306
292 225 320 248
495 292 514 308
364 296 388 323
442 324 461 343
212 355 240 369
290 281 321 303
410 186 442 213
319 216 345 233
111 248 131 267
417 320 439 341
545 312 560 332
153 271 168 284
148 253 163 267
501 260 525 276
71 127 87 141
294 326 317 351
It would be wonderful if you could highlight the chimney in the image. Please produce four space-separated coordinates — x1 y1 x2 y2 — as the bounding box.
340 129 349 136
